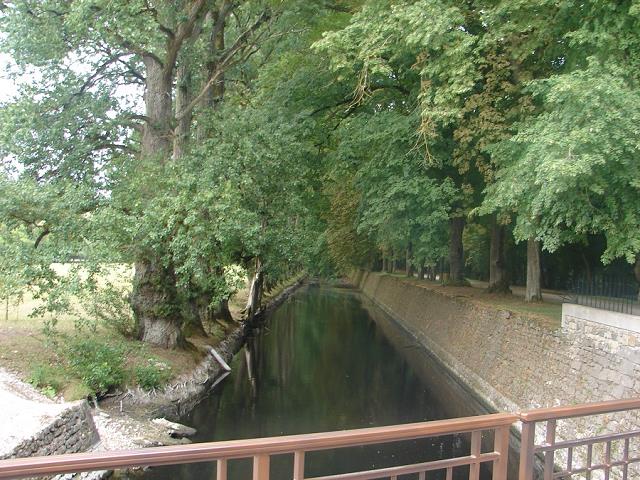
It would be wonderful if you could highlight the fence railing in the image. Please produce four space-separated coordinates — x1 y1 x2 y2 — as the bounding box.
568 276 639 315
0 398 639 480
519 398 640 480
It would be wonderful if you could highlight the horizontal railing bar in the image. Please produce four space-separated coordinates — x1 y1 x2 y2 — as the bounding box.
305 452 500 480
0 413 517 479
3 397 640 480
520 398 640 422
534 429 640 452
552 457 640 478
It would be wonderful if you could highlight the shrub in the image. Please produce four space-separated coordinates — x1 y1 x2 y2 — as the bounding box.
84 282 136 337
135 360 172 391
66 339 126 397
28 364 62 397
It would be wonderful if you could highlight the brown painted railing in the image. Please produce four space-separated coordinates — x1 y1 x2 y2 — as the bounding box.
519 398 640 480
0 398 639 480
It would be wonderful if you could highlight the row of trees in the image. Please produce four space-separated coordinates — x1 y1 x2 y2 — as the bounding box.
0 1 345 348
315 0 640 299
1 0 638 350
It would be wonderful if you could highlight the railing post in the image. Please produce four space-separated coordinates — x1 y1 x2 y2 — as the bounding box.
293 451 305 480
469 430 481 480
543 420 556 480
492 425 510 480
519 420 536 480
253 454 270 480
217 459 227 480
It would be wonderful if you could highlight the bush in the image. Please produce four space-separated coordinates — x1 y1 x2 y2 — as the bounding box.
84 282 136 337
66 339 126 397
28 364 62 397
135 360 172 391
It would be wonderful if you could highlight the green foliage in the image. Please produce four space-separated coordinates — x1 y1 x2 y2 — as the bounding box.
28 364 62 397
134 360 172 391
66 338 126 397
481 63 640 264
1 0 638 342
325 177 376 273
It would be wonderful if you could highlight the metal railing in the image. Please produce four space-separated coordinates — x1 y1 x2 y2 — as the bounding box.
0 399 639 480
568 276 639 315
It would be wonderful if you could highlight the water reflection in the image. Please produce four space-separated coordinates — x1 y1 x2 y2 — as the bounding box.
143 286 490 480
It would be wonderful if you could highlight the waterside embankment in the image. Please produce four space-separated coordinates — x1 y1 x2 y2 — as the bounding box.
351 271 640 444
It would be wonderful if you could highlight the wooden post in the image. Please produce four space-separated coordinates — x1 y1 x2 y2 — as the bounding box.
253 454 270 480
469 430 481 480
293 451 305 480
519 421 536 480
543 420 556 480
216 459 227 480
492 425 510 480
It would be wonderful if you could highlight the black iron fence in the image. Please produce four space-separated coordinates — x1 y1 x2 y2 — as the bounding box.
568 275 639 315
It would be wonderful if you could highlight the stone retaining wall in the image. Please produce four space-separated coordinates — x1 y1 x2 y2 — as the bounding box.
1 401 98 460
352 271 640 472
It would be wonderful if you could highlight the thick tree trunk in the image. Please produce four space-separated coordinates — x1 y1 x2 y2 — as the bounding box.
488 217 511 294
525 238 542 302
212 298 233 323
131 259 184 348
448 217 465 284
130 57 184 348
406 242 414 277
382 257 387 273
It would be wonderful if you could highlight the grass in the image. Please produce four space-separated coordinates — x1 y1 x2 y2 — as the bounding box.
0 264 249 400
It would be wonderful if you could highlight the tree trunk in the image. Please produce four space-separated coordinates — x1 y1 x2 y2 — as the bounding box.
129 57 184 348
488 217 511 294
525 238 542 302
197 8 226 140
406 242 414 277
382 257 387 273
212 298 233 323
173 62 193 159
245 267 264 321
131 259 184 348
418 260 425 280
448 217 465 285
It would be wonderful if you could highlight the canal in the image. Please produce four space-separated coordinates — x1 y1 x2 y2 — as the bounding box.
144 285 492 480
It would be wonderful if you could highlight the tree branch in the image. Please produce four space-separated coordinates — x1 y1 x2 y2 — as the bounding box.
34 228 50 249
141 0 175 39
175 10 272 120
163 0 210 82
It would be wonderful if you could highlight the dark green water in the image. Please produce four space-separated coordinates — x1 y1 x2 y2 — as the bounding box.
144 285 491 480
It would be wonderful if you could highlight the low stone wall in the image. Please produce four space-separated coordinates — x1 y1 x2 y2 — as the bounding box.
1 401 98 460
563 303 640 336
352 271 640 468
